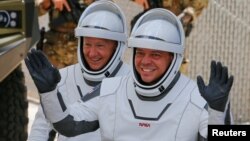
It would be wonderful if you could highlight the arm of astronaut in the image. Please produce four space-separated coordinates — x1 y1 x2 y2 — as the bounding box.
198 134 207 141
197 108 208 141
207 102 233 125
25 49 100 137
197 104 233 141
196 61 234 141
198 135 207 141
40 89 100 137
198 107 232 140
28 106 56 141
25 49 61 94
197 107 230 141
197 60 234 124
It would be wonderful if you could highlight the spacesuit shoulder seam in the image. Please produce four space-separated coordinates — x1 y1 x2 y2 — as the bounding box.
58 65 75 86
100 76 126 97
189 81 207 110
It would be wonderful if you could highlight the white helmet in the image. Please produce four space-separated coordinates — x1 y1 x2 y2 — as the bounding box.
128 8 185 97
75 0 127 83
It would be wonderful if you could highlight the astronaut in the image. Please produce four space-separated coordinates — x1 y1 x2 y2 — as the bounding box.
26 8 234 141
28 1 130 141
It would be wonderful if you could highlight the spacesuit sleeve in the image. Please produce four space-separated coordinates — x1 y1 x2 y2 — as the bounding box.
197 108 230 141
40 87 100 137
206 98 233 125
198 108 208 141
28 105 54 141
208 108 225 124
198 103 233 141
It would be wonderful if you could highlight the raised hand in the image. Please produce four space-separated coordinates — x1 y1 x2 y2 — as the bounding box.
25 49 61 93
52 0 71 11
197 61 234 112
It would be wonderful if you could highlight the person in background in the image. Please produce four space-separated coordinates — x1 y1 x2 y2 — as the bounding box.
132 0 150 9
26 8 233 141
28 1 130 141
177 6 195 73
36 0 94 68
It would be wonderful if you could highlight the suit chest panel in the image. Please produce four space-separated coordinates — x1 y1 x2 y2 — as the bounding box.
109 77 202 141
59 65 94 104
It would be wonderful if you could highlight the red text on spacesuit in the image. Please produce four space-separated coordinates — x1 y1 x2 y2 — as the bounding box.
139 122 150 128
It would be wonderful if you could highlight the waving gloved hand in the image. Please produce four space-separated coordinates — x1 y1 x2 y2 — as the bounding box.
25 49 61 93
197 61 234 112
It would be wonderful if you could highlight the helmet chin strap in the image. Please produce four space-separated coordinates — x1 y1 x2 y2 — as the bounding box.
82 61 123 86
83 76 101 87
136 72 181 101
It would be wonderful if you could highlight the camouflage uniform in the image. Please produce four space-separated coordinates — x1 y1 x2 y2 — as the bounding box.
162 0 209 16
42 20 78 69
37 0 92 69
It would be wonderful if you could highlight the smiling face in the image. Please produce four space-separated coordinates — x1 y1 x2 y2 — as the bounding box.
134 48 173 85
83 37 117 71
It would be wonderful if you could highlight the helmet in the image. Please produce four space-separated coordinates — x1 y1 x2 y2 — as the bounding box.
128 8 185 97
75 0 127 83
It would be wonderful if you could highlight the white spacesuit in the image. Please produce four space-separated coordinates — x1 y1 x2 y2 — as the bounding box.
28 1 130 141
26 8 233 141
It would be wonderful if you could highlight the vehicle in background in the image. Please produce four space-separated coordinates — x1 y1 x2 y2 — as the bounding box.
0 0 39 140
